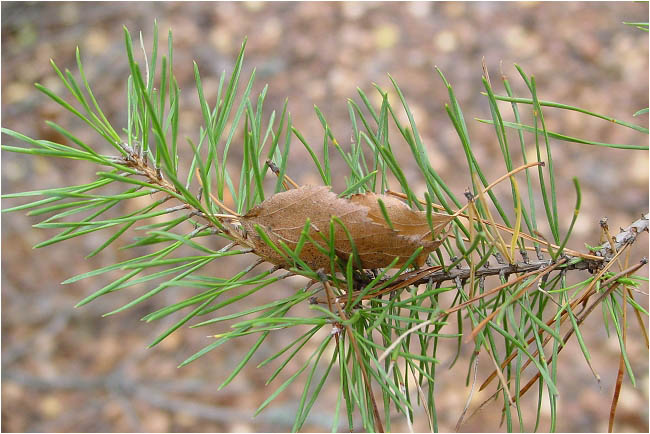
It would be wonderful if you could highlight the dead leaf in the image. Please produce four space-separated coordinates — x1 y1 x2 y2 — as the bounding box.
239 185 453 270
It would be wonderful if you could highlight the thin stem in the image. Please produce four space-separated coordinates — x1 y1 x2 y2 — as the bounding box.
322 278 385 433
517 259 647 398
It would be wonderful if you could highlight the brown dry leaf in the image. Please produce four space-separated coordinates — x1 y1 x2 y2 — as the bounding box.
239 185 453 270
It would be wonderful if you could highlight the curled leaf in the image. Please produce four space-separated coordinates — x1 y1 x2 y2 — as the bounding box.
238 186 453 270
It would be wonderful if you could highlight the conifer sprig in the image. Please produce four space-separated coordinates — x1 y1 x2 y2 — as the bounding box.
2 22 647 432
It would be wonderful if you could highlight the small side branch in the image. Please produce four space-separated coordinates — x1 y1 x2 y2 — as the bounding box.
320 274 385 433
393 213 649 290
594 213 649 260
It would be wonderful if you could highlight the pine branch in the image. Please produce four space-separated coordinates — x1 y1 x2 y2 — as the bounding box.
2 22 648 433
312 213 649 306
111 140 257 254
412 212 648 286
593 213 649 259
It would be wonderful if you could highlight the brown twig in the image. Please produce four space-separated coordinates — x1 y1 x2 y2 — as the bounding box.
193 168 240 217
266 159 300 189
594 214 649 260
455 352 480 432
118 142 177 193
609 254 629 432
321 277 384 432
310 255 628 307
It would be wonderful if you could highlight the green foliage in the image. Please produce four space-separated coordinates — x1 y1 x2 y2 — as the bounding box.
2 22 648 432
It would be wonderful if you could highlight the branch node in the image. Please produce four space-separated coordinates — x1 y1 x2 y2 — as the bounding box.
316 269 328 283
535 244 544 261
266 159 280 175
599 217 609 230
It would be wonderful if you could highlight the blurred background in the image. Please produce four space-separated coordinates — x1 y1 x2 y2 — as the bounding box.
2 2 648 432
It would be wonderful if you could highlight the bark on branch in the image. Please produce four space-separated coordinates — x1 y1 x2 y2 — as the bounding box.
404 212 648 288
593 213 649 259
